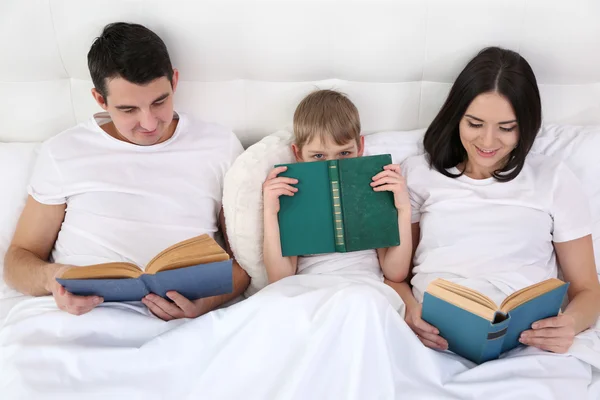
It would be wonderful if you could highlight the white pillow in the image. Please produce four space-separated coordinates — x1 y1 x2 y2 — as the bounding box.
222 131 295 296
530 124 600 268
222 125 600 295
0 142 39 300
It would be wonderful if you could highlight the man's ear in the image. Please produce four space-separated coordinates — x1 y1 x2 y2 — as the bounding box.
357 136 365 157
171 68 180 93
91 88 108 111
292 143 303 162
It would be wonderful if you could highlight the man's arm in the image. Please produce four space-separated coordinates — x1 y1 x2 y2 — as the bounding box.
4 196 103 314
143 208 250 321
5 196 66 295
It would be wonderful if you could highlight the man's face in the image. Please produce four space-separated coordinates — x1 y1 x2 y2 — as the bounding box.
92 69 179 146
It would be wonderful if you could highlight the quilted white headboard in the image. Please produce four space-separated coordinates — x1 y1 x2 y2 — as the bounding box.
1 0 599 147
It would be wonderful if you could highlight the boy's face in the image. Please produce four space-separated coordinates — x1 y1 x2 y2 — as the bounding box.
91 69 179 146
292 136 365 162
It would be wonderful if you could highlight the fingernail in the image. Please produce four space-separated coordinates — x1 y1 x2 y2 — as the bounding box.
166 292 173 299
94 297 102 304
532 323 539 329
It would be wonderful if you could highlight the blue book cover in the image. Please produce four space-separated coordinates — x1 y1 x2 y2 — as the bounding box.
57 260 233 302
55 234 233 302
421 278 568 364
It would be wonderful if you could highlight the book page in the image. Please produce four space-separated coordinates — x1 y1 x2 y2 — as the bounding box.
434 279 498 310
59 262 142 279
500 278 565 313
145 234 229 274
427 283 497 321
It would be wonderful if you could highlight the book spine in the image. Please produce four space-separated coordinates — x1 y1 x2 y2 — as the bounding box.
478 315 511 363
328 160 346 252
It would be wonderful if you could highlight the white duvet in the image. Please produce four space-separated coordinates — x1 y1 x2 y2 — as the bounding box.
1 271 600 400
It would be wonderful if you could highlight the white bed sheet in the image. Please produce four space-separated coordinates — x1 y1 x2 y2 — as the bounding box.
1 273 599 400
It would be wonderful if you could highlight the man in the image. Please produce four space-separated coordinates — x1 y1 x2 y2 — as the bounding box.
3 22 250 320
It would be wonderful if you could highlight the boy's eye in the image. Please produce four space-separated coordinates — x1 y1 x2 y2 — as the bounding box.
313 154 324 159
340 151 351 156
467 121 483 129
122 108 135 114
153 100 166 107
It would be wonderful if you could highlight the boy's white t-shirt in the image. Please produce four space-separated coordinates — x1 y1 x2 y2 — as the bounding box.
402 153 592 305
28 112 244 269
297 249 383 281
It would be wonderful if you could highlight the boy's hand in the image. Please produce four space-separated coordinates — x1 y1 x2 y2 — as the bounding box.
262 166 298 215
371 164 410 212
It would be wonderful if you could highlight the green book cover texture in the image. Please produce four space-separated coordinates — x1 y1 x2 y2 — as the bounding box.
276 154 399 257
421 283 568 364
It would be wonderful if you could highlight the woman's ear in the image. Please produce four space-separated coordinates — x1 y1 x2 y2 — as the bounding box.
292 143 303 162
357 136 365 157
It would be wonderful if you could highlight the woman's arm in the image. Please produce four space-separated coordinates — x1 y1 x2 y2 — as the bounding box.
385 223 449 350
520 235 600 353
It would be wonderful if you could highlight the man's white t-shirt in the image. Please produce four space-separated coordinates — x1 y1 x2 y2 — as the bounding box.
402 153 592 305
28 112 244 269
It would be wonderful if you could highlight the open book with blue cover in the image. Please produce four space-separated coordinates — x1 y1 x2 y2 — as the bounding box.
421 278 569 364
56 234 233 302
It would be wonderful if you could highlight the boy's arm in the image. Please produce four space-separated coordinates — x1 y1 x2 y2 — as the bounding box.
376 207 412 282
263 211 298 283
262 166 298 283
372 164 412 282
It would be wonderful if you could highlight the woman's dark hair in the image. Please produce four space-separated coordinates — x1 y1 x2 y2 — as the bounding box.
87 22 174 101
423 46 542 182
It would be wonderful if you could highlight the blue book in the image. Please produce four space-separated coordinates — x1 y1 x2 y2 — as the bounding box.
421 278 569 364
56 234 233 302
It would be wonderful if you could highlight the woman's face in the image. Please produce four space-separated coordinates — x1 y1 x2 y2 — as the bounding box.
459 92 519 178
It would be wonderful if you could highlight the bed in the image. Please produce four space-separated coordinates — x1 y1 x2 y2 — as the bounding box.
1 0 599 398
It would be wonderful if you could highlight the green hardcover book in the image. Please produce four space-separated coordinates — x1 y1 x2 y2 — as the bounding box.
276 154 400 257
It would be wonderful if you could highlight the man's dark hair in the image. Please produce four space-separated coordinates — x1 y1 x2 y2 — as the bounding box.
423 46 542 182
87 22 174 100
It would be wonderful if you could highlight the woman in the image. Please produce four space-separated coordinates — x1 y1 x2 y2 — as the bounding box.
391 46 600 355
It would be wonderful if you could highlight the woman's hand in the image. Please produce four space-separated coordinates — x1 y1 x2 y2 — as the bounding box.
519 313 576 353
405 303 448 350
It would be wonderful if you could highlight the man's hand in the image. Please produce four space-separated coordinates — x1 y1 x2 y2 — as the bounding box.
48 264 104 315
142 291 210 321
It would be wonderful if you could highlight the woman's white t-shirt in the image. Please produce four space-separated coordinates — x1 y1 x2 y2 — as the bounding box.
402 153 592 305
28 112 243 269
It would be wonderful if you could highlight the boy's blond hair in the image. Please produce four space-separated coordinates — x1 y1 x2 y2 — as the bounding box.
293 89 361 150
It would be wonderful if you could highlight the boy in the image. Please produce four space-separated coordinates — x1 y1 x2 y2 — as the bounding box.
262 89 412 283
